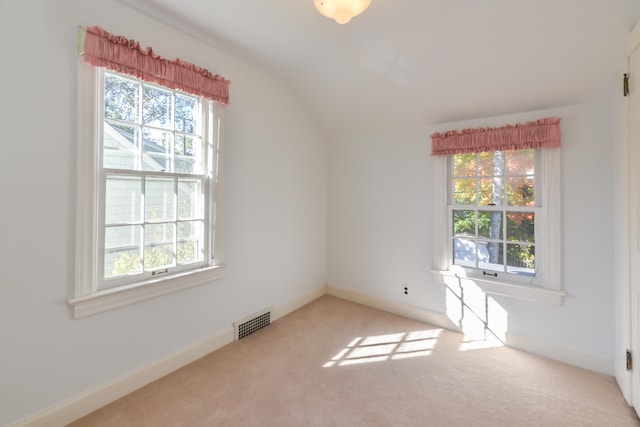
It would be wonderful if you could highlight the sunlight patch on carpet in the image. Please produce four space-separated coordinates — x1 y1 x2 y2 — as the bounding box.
323 329 443 368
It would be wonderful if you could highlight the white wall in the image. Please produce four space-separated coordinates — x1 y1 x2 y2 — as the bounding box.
328 101 619 368
0 1 630 424
0 1 327 425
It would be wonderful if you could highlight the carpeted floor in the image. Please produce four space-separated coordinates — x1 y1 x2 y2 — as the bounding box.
69 295 640 426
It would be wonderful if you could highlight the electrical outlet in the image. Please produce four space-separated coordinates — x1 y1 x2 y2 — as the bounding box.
403 284 409 295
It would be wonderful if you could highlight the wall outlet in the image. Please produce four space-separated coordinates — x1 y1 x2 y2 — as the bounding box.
402 284 409 295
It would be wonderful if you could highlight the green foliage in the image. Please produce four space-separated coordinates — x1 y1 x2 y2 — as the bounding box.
177 241 197 264
453 210 475 235
478 215 490 237
111 251 142 276
507 244 535 270
110 238 198 277
454 210 495 238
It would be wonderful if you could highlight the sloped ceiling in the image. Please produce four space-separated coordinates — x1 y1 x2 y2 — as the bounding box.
118 0 640 138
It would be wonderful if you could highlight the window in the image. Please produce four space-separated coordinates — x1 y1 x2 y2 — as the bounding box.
71 26 229 318
451 149 537 281
101 71 214 288
431 118 563 305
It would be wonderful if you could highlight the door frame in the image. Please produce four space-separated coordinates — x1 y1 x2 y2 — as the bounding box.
620 19 640 410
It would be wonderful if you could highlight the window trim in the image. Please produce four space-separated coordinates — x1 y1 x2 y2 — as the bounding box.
431 269 564 306
431 148 563 305
70 61 226 319
69 265 226 319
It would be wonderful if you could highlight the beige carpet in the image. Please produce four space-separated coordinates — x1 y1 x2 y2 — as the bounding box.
69 295 640 426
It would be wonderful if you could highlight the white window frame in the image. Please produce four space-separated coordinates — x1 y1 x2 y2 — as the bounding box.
70 61 226 318
432 148 564 305
448 150 540 283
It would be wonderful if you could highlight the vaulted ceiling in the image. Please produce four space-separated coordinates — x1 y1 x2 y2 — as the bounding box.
118 0 639 137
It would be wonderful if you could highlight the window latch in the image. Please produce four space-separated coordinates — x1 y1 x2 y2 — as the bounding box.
152 268 169 276
483 271 498 277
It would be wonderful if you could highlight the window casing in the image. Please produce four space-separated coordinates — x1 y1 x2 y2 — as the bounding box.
71 64 226 318
432 145 563 305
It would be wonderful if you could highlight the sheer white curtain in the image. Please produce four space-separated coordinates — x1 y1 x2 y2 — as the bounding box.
539 147 562 290
432 156 450 272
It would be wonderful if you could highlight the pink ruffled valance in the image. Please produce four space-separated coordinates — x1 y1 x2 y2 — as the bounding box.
430 117 561 156
82 26 230 105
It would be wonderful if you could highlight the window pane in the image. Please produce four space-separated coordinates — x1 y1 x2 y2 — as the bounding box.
507 177 535 206
177 221 203 264
105 175 142 225
144 223 175 270
145 178 175 222
105 225 142 278
453 179 476 205
142 128 173 172
175 134 196 156
104 123 141 170
478 151 504 177
506 212 535 243
478 211 502 240
104 73 139 123
453 238 476 268
453 153 476 177
506 243 535 276
175 135 203 174
506 149 534 175
453 210 476 236
175 157 198 174
178 179 203 220
478 241 503 272
478 177 503 206
175 93 199 134
143 85 172 129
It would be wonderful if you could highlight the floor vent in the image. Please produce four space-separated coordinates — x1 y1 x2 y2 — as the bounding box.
234 308 272 340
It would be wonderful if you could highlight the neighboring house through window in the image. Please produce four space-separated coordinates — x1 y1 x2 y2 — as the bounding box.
70 26 230 318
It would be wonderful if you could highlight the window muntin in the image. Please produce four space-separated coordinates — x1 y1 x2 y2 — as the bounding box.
450 150 538 278
100 71 212 289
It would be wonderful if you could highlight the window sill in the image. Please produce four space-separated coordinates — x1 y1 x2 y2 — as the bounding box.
69 264 227 318
432 270 564 305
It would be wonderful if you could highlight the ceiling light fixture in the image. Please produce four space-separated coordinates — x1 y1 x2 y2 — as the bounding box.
314 0 371 24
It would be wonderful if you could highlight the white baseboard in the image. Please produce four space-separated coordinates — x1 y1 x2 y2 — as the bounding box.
326 284 460 331
326 284 615 376
10 284 328 427
10 329 234 427
505 331 613 376
272 284 327 321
